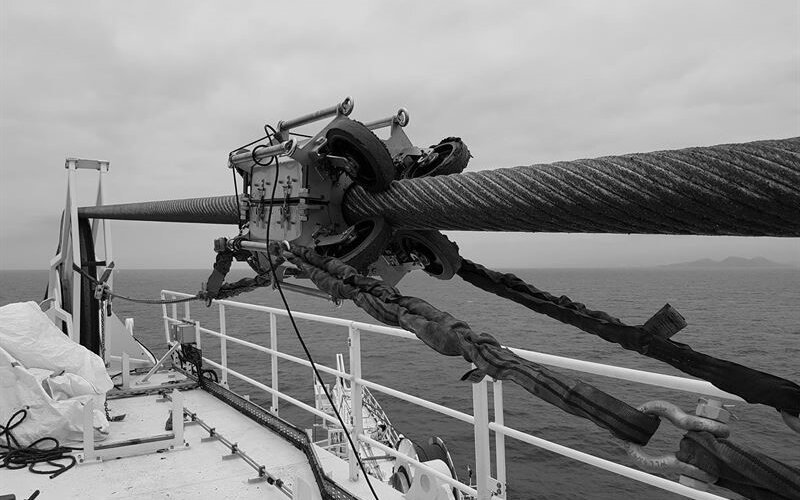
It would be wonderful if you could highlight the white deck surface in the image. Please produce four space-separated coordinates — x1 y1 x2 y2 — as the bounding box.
1 372 404 500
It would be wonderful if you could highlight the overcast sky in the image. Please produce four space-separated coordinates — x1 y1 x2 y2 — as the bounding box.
1 1 798 270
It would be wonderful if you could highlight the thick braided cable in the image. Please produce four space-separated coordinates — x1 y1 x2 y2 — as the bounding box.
78 195 240 224
344 137 800 236
77 138 800 236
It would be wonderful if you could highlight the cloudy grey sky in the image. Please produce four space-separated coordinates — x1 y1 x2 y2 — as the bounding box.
1 1 798 269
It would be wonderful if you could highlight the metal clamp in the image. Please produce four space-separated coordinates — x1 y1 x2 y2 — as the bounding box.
621 400 730 482
642 400 730 437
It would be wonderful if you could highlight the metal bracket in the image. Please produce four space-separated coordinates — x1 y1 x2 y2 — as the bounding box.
76 390 188 464
135 342 182 385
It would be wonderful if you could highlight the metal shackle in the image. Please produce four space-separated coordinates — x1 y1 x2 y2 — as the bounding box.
618 440 717 483
638 400 730 438
619 400 732 482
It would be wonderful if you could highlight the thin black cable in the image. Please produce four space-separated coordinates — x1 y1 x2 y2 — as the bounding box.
134 335 158 364
71 264 200 304
262 125 380 500
289 131 313 138
251 144 277 167
228 133 272 157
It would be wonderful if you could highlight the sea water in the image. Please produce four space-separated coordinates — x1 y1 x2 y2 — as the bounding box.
2 268 798 499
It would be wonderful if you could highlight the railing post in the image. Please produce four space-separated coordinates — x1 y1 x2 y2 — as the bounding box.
219 304 228 387
82 397 95 459
270 313 279 415
472 370 492 500
493 379 507 498
194 320 201 351
162 294 170 344
348 324 363 482
171 389 184 446
66 159 81 343
183 301 191 321
121 353 130 389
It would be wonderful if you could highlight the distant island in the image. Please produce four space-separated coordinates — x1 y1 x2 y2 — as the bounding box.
661 257 796 269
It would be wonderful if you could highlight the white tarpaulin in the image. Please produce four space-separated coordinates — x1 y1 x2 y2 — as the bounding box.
0 301 112 445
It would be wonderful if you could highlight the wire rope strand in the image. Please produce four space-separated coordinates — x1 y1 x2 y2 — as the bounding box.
76 138 800 236
342 137 800 236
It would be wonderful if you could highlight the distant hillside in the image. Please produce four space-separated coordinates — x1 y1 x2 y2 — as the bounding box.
661 257 795 268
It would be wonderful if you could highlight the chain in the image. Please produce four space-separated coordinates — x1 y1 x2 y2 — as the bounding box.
99 301 106 366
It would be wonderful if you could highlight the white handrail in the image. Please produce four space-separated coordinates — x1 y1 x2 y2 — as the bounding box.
508 348 743 402
161 290 732 500
488 422 726 500
160 291 739 400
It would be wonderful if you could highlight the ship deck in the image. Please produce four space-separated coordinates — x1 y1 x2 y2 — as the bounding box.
1 372 403 500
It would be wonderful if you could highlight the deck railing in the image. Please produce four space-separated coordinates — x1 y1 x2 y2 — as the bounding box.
161 290 739 500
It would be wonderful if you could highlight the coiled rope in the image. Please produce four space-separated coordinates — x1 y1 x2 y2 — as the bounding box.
1 409 77 479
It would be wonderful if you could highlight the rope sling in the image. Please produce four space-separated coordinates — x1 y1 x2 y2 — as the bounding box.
281 244 800 500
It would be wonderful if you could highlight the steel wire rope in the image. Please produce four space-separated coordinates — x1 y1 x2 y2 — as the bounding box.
534 164 666 233
619 153 765 234
664 149 797 228
697 147 800 218
479 168 581 232
694 148 798 201
341 138 800 236
598 156 729 234
75 139 800 235
260 124 380 500
474 169 573 232
570 158 705 233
